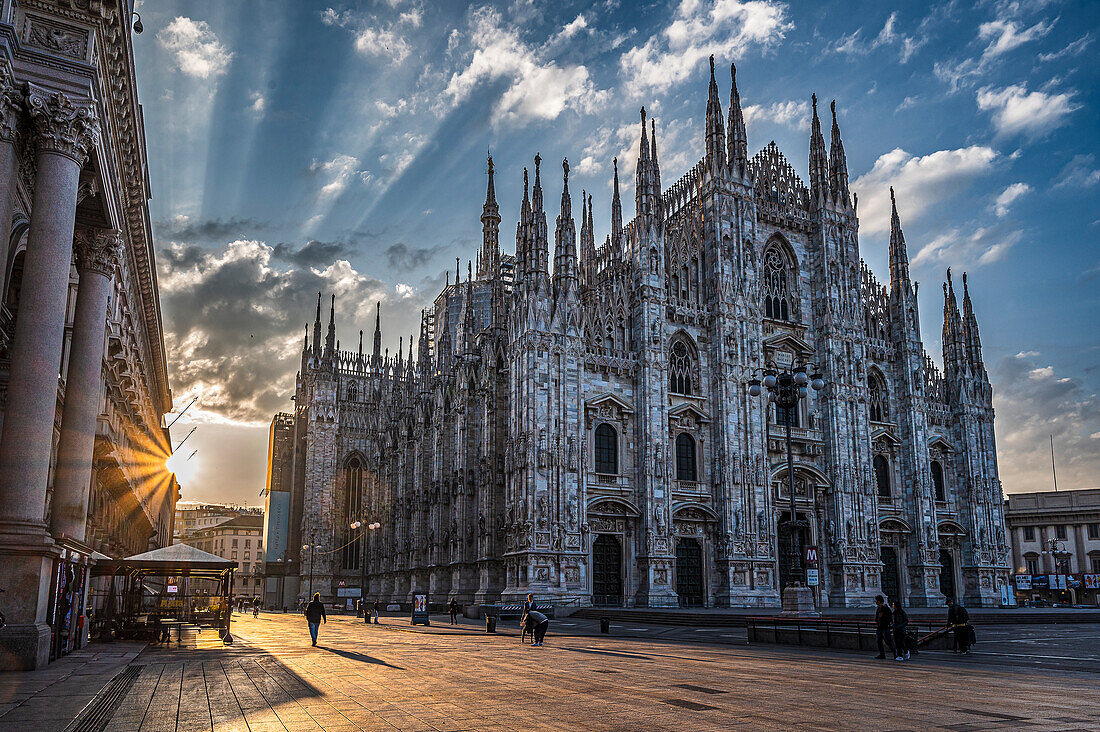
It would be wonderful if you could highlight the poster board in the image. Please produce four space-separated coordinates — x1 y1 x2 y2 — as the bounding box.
411 592 430 625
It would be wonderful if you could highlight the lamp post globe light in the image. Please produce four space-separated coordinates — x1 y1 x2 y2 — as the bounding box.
747 362 825 614
350 520 382 623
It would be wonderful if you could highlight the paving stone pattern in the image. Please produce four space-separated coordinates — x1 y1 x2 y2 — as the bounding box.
5 613 1100 731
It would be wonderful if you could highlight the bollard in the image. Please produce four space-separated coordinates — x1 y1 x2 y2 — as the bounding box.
486 616 497 633
600 617 610 634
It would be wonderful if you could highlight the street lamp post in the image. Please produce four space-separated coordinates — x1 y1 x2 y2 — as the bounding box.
748 363 825 609
302 539 320 601
350 520 381 623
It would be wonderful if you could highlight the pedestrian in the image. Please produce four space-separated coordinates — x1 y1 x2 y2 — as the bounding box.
891 599 909 661
448 597 460 625
521 593 536 643
947 599 972 654
252 596 261 618
305 592 326 647
527 608 549 646
873 595 896 660
373 600 381 624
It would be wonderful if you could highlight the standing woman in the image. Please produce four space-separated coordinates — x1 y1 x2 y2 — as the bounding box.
891 599 909 661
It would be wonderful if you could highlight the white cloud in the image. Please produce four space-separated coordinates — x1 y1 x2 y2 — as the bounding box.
830 11 926 62
977 83 1079 138
620 0 791 97
994 351 1100 494
248 91 266 114
742 100 810 133
978 18 1053 58
993 182 1030 217
157 17 233 79
321 6 415 62
310 153 362 199
444 7 607 125
912 226 1022 268
1038 33 1093 62
852 146 999 235
1053 154 1100 189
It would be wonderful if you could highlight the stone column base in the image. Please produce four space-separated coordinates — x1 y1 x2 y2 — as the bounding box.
779 585 820 616
0 522 61 670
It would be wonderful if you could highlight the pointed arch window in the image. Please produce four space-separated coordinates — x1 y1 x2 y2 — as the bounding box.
931 460 946 502
342 456 364 570
669 336 698 396
763 243 795 321
676 432 697 482
874 455 891 499
594 423 618 475
868 371 889 423
347 381 359 402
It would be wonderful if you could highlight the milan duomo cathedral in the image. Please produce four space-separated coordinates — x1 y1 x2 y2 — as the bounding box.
275 58 1010 610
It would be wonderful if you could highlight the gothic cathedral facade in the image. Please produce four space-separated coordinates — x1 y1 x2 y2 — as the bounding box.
280 59 1010 609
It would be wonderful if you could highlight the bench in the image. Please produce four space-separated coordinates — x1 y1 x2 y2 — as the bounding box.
746 616 952 651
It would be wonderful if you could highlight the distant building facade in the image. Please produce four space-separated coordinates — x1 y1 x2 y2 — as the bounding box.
274 60 1010 611
0 2 175 669
1006 489 1100 606
184 514 265 600
262 413 298 608
173 502 261 544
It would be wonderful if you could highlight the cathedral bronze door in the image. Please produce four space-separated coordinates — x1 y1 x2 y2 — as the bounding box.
939 549 956 602
880 547 900 603
777 511 809 590
676 538 704 607
592 534 622 607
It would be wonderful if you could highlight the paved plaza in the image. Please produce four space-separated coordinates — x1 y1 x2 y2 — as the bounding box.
1 612 1098 732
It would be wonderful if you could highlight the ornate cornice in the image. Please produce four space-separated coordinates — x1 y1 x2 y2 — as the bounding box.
74 226 121 277
25 82 99 164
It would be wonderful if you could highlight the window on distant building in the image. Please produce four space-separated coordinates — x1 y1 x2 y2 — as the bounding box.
244 552 250 560
1091 556 1100 573
1023 525 1035 542
245 539 251 549
931 461 946 502
1024 555 1038 574
232 552 237 560
874 455 891 499
1055 525 1067 540
675 433 697 482
1089 524 1099 540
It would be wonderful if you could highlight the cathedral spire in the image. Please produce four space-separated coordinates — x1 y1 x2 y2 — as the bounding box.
530 153 550 292
611 157 623 247
829 100 850 206
961 272 985 372
325 294 336 356
372 301 382 366
727 62 748 176
888 187 911 293
312 291 323 357
516 166 531 281
580 188 596 289
637 107 661 228
809 93 829 207
554 158 578 302
705 55 727 175
479 151 501 279
357 329 363 367
943 269 964 369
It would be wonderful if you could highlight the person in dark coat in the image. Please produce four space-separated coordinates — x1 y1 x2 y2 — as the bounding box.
947 599 972 653
527 609 549 646
305 593 326 646
873 595 896 660
448 598 460 625
891 599 909 660
521 593 536 642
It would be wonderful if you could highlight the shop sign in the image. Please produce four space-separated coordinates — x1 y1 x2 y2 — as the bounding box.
1050 574 1068 590
806 568 819 586
1014 574 1032 590
1031 575 1049 589
336 587 361 597
1084 574 1100 589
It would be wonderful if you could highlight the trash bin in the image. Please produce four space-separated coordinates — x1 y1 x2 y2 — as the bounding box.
486 616 497 633
600 617 610 634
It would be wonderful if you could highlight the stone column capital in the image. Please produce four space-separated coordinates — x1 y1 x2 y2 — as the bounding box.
74 227 121 277
24 83 99 164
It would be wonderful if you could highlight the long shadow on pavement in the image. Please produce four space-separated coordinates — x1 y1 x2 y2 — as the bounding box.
317 645 405 669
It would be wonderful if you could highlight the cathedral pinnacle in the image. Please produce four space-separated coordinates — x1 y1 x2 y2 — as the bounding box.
809 93 829 207
705 55 727 174
611 157 623 245
480 150 501 280
554 156 578 301
325 294 336 356
372 301 381 365
829 99 850 206
727 62 748 176
888 187 911 293
312 291 322 357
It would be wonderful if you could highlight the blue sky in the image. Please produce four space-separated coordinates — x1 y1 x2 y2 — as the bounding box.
138 0 1100 506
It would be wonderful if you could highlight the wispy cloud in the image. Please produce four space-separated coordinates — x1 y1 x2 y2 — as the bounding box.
1053 154 1100 189
742 99 810 133
619 0 791 97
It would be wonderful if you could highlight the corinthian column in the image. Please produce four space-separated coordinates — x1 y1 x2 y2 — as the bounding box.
0 85 98 527
50 228 120 544
0 66 19 281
